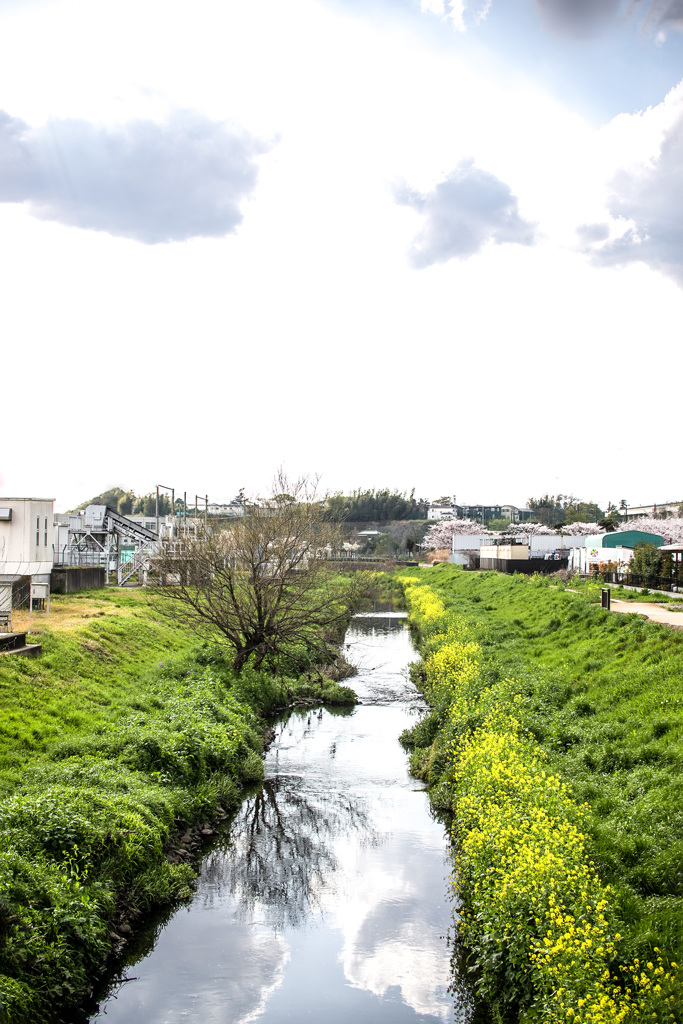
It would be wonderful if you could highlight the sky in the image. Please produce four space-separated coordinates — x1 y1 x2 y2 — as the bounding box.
1 0 682 512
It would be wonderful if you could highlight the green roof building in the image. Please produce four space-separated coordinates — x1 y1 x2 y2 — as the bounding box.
584 530 664 549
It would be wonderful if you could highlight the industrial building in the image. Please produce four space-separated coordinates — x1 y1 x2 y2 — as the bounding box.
0 498 55 629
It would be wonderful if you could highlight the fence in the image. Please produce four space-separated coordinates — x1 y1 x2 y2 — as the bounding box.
586 568 683 593
53 547 110 568
324 553 419 568
480 557 569 575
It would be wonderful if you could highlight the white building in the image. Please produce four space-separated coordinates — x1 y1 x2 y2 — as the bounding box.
567 530 665 573
525 534 585 555
428 504 459 520
450 530 585 567
207 502 244 517
622 501 682 520
0 497 54 583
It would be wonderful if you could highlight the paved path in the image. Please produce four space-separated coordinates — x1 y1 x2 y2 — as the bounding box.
609 599 683 628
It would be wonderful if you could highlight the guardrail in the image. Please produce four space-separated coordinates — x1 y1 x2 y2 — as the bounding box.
323 552 419 562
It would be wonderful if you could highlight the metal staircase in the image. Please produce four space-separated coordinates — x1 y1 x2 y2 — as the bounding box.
60 506 162 586
117 547 154 586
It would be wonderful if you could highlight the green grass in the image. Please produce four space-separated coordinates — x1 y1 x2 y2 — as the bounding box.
400 566 683 1018
0 588 355 1023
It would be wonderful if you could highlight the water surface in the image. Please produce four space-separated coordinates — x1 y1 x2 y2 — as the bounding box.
90 613 462 1024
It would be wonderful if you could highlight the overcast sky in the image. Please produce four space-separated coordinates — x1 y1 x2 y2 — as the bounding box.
1 0 682 511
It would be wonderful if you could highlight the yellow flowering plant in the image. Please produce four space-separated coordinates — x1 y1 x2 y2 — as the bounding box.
399 572 679 1023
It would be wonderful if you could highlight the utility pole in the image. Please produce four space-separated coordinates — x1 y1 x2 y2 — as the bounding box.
156 484 175 536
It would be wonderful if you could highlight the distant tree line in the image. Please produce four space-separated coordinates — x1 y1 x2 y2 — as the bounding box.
527 494 606 527
74 487 174 516
324 489 429 522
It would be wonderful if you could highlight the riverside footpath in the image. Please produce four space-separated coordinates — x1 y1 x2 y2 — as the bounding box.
609 598 683 628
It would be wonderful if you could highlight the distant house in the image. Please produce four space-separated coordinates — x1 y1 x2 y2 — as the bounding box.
622 501 682 520
429 503 505 524
428 504 460 520
123 513 167 535
459 504 503 525
501 505 536 523
207 502 244 517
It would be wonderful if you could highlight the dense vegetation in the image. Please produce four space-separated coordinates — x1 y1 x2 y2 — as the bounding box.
73 487 175 516
324 488 429 521
0 589 355 1023
400 566 682 1023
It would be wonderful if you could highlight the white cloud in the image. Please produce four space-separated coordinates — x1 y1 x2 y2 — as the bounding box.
579 83 683 283
447 0 467 30
396 161 536 267
421 0 447 14
419 0 490 30
593 113 683 282
0 109 269 243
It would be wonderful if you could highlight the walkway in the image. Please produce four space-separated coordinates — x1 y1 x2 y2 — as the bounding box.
609 599 683 628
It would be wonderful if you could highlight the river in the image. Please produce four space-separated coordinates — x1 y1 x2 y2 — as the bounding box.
89 611 466 1024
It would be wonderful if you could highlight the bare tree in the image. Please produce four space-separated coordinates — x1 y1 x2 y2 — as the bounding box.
149 473 359 672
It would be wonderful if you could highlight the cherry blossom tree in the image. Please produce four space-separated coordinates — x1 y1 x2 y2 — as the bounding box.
626 517 683 545
506 522 557 536
423 518 486 549
554 522 604 537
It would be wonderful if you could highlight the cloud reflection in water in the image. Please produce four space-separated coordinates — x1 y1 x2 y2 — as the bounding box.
90 616 458 1024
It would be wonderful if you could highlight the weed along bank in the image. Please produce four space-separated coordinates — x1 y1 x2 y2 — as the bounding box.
0 586 361 1024
400 564 682 1023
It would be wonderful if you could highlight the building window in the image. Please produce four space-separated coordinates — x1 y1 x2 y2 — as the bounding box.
44 516 48 546
36 516 40 547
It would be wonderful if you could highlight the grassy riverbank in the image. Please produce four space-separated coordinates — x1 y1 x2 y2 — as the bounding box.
0 588 355 1024
399 566 682 1023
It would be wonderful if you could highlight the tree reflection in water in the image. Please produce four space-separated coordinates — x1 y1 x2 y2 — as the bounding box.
198 773 377 929
86 613 461 1024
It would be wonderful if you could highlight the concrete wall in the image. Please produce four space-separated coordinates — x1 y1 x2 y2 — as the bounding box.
527 535 585 553
451 534 491 551
51 566 106 594
481 544 529 560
